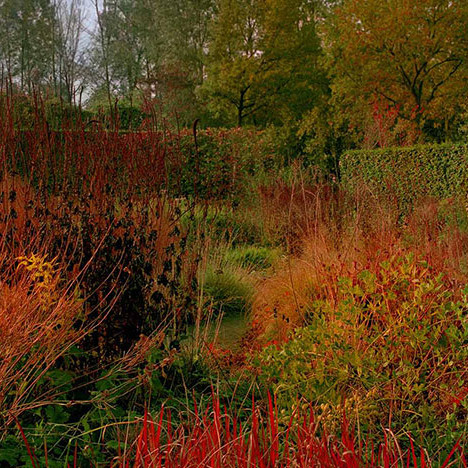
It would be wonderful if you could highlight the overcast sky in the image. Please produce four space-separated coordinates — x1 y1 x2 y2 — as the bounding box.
80 0 97 43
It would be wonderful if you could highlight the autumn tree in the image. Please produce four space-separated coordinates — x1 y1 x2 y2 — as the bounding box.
202 0 326 126
325 0 468 140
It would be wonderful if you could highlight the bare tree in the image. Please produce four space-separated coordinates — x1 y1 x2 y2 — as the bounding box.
54 0 87 103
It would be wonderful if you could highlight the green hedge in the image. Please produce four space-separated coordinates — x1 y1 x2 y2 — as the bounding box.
340 143 468 208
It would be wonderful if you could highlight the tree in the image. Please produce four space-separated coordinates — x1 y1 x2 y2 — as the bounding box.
0 0 56 92
92 0 117 115
103 0 152 103
325 0 468 139
87 0 214 124
154 0 215 87
202 0 326 126
138 0 216 125
54 0 87 103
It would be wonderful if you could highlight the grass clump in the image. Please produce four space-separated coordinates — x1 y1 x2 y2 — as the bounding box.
224 245 282 271
202 266 255 317
181 204 264 246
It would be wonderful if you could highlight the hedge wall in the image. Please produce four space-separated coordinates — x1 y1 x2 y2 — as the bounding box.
340 143 468 208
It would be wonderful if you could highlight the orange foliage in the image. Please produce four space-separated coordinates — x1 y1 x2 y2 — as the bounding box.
251 182 468 343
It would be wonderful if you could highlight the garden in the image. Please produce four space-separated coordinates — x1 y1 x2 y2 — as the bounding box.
0 92 466 467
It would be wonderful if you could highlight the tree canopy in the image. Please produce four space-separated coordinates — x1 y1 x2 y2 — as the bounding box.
201 0 326 126
0 0 467 144
325 0 468 137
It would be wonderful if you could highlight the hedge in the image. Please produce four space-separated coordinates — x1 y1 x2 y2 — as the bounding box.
340 143 468 209
7 126 280 201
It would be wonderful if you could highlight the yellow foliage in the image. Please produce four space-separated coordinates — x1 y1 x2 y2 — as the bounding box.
16 254 60 307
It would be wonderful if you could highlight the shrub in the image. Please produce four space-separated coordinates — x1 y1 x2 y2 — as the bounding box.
252 178 335 249
340 143 468 211
0 91 199 361
257 254 468 449
0 251 85 425
0 171 192 362
404 197 468 279
173 127 279 200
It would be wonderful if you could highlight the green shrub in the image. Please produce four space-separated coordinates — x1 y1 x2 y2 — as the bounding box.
169 128 280 200
115 104 149 130
181 204 264 246
257 254 468 448
340 143 468 210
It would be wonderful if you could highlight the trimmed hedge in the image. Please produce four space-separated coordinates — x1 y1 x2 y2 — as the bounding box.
340 143 468 208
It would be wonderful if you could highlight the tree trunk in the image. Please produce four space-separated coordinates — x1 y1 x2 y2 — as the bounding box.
237 88 246 127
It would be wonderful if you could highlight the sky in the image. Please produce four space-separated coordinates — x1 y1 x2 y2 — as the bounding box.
82 0 97 37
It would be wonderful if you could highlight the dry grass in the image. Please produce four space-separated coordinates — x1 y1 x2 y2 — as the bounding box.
251 181 468 343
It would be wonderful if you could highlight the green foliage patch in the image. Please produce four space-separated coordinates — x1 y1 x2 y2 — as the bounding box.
257 254 468 449
224 245 282 270
203 266 254 317
341 143 468 210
